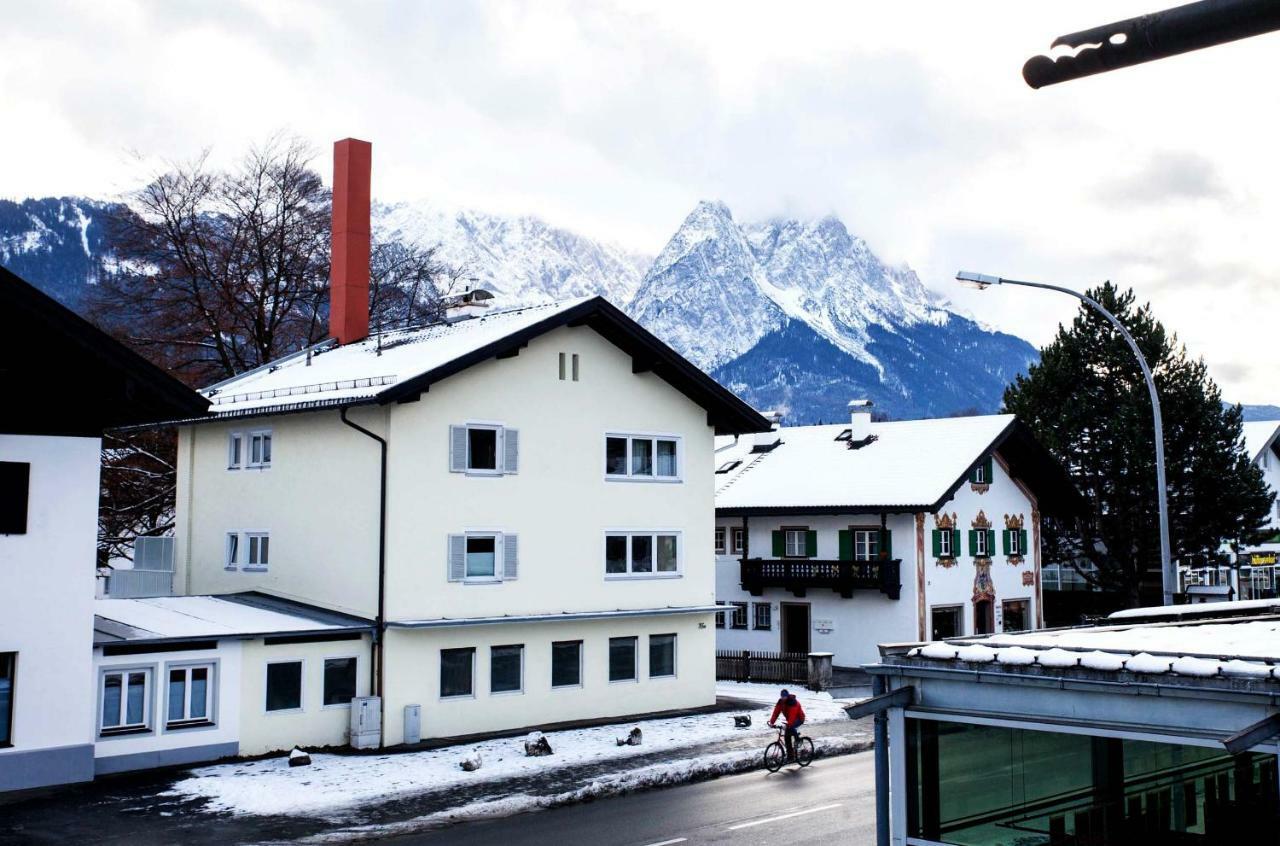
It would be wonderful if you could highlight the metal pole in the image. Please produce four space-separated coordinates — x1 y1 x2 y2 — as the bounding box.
872 673 890 846
993 277 1174 604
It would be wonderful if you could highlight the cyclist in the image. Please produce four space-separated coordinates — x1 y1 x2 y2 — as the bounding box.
767 688 806 761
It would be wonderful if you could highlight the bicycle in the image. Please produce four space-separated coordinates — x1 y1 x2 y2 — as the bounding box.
763 721 814 772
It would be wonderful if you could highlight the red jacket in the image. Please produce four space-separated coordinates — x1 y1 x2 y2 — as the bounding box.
770 696 805 725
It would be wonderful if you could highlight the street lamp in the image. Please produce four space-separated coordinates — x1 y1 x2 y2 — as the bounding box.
955 271 1174 606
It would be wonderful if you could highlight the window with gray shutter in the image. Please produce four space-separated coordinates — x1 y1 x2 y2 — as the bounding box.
449 426 468 472
503 429 519 474
448 534 466 581
503 534 519 579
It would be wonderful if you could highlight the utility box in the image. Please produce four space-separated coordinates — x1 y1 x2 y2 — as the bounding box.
350 696 381 750
404 704 422 745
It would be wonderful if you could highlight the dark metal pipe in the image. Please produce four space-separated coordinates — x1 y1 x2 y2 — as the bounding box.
872 673 890 846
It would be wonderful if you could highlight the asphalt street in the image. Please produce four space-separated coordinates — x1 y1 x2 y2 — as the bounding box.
384 750 876 846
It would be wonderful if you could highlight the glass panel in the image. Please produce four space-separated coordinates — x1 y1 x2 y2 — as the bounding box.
855 530 879 561
0 654 11 744
261 434 271 463
466 536 497 578
649 634 675 677
440 649 474 697
605 535 628 574
323 658 356 706
785 530 804 557
631 535 653 573
265 662 302 711
248 536 260 565
656 535 678 572
102 674 122 727
606 437 628 475
251 436 263 464
931 607 961 640
227 533 238 565
655 440 678 476
168 669 186 722
631 439 653 476
552 641 581 687
467 428 498 470
1002 600 1029 633
190 667 209 719
229 435 241 467
609 637 636 681
126 672 147 725
259 536 269 564
490 645 523 693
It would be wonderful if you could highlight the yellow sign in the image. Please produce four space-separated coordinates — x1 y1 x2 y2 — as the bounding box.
1250 552 1279 566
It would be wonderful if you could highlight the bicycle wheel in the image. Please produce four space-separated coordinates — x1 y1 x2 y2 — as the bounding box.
795 736 815 768
763 741 787 773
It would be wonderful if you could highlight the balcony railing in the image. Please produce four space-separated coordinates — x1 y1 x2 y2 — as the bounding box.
739 557 901 600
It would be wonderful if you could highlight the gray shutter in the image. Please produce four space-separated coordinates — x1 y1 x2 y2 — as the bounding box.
448 534 466 581
503 428 519 474
503 534 519 580
449 425 467 472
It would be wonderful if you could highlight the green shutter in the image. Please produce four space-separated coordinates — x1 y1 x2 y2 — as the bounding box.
931 529 942 557
968 529 979 557
771 530 785 557
881 529 892 559
805 530 818 557
983 456 994 483
1001 529 1011 555
987 529 996 555
952 529 962 555
838 529 853 561
1020 528 1029 555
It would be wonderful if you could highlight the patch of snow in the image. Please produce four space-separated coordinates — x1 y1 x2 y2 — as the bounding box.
1035 648 1081 668
1124 653 1172 674
1220 659 1272 678
954 644 996 663
1169 656 1221 677
919 643 958 660
1080 651 1125 672
995 646 1037 666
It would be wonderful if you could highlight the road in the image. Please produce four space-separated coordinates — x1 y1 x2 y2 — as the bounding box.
385 751 876 846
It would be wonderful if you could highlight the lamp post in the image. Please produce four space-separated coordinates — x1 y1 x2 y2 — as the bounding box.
955 271 1174 606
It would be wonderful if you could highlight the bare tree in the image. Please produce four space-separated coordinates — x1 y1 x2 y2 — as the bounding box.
369 240 462 332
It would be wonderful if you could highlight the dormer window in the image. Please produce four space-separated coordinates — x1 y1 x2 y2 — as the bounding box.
715 460 741 474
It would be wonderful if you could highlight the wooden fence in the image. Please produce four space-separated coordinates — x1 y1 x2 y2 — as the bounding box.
716 650 809 684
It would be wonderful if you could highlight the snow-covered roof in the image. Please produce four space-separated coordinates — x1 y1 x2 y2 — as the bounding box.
1243 420 1280 463
714 414 1018 512
93 593 372 645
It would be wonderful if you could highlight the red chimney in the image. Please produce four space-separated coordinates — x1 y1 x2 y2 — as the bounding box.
330 138 372 345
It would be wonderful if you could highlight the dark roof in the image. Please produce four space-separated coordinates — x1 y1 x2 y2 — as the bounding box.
1 266 209 436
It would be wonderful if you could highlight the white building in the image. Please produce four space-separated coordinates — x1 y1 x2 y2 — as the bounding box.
713 403 1077 668
0 268 208 791
1243 420 1280 538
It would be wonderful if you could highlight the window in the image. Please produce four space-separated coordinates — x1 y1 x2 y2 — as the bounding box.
731 528 745 555
557 353 580 381
776 527 814 558
448 533 518 582
248 430 272 469
730 601 749 630
167 664 213 727
938 529 952 558
265 661 302 712
323 657 357 706
572 353 580 381
604 532 680 577
649 634 676 678
714 527 726 555
714 602 727 629
1002 599 1030 633
604 434 681 480
1003 527 1029 558
101 668 151 735
968 456 993 486
227 433 242 469
491 645 523 694
0 653 14 747
0 462 29 535
931 606 963 641
440 648 475 698
467 536 497 578
551 641 582 688
715 460 742 474
225 533 239 569
609 637 637 682
449 424 519 474
753 603 772 631
970 528 995 559
246 532 270 570
854 529 879 561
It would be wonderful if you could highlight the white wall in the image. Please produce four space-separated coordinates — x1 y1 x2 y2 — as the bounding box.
0 434 99 785
1256 447 1280 531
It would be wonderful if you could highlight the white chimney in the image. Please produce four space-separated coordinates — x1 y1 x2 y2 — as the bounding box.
753 410 783 452
848 399 873 442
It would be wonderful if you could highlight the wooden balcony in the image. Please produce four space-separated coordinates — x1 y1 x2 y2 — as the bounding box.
739 557 901 600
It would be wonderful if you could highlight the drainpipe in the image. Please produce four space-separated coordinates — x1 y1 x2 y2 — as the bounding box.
872 673 890 846
340 406 387 746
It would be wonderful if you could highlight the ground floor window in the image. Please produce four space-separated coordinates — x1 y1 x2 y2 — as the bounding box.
930 606 963 640
265 661 302 712
906 717 1280 845
491 645 524 694
649 634 676 678
1002 599 1030 633
730 601 749 630
101 667 152 735
552 640 582 688
166 664 213 727
753 602 772 630
323 657 357 706
441 648 475 698
609 636 637 682
0 653 14 746
715 602 727 629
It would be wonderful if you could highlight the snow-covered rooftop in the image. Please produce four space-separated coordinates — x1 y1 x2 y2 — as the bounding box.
714 414 1014 511
1243 420 1280 463
93 594 371 644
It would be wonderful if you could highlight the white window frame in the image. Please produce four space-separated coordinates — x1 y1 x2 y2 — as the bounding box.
730 601 749 630
604 530 682 579
853 529 880 562
1007 529 1022 556
489 644 525 696
648 633 677 679
714 527 726 555
439 647 476 700
731 527 745 556
938 529 953 558
264 659 305 714
608 636 638 684
973 462 987 484
247 429 272 470
227 432 243 470
321 656 360 709
784 529 807 558
550 640 583 690
463 530 504 582
463 422 504 475
975 530 989 557
99 666 154 736
225 532 240 570
164 662 215 729
604 432 683 482
245 531 270 572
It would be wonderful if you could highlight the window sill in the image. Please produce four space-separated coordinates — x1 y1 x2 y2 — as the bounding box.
265 707 304 716
461 578 503 585
224 566 238 571
608 678 639 684
459 469 503 478
165 719 215 732
243 566 269 573
604 476 682 484
648 674 676 681
440 694 475 701
99 726 152 738
604 573 682 581
490 689 524 697
551 683 583 692
322 702 353 710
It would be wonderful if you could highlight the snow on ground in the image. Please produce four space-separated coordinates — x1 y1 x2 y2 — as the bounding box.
164 683 857 818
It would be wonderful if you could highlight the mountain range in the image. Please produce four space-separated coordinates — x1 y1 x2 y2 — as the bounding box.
0 194 1184 423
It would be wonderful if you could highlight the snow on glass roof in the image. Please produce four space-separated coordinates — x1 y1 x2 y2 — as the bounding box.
201 299 590 416
93 595 368 644
903 602 1280 682
1243 420 1280 463
714 414 1013 511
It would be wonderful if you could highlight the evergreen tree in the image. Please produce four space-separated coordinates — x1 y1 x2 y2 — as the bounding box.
1003 282 1272 605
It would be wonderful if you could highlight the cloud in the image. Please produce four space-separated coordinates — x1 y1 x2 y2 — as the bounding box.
1103 150 1230 205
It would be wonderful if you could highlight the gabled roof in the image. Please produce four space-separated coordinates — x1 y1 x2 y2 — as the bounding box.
1 266 209 435
714 414 1079 516
1243 420 1280 464
190 296 770 436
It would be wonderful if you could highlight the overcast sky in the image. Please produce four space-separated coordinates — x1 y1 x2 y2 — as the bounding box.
2 1 1275 403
